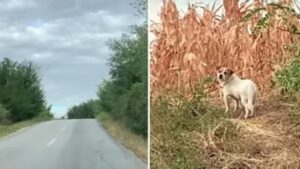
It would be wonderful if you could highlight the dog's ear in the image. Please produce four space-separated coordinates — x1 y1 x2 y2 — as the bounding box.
216 65 221 71
228 69 234 75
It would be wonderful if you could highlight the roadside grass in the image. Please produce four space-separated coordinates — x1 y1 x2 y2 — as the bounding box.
0 117 46 139
151 87 300 169
96 112 147 162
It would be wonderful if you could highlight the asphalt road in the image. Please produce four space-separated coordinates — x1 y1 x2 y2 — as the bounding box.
0 119 147 169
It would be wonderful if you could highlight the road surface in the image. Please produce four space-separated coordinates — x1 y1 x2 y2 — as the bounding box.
0 119 147 169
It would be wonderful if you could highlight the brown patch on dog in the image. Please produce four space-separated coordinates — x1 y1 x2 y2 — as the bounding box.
227 68 234 76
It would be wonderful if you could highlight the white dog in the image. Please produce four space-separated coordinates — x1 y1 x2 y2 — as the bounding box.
216 67 258 119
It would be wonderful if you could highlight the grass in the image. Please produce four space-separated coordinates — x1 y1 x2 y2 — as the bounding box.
96 112 148 162
151 88 300 169
0 118 45 139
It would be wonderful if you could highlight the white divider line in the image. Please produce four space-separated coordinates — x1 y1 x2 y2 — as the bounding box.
47 138 57 147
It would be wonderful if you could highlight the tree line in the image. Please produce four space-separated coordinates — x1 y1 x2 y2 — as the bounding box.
67 0 147 137
67 99 97 119
0 58 52 124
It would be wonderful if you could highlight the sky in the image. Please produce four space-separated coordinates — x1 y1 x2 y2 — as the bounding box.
0 0 143 118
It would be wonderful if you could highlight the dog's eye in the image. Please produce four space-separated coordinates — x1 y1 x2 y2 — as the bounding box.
224 71 227 74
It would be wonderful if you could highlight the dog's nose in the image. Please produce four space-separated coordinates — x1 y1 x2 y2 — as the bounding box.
219 74 223 79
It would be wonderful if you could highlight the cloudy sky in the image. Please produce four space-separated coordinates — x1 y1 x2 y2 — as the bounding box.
0 0 143 118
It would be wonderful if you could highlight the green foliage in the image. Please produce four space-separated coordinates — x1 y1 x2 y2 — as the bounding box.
97 81 114 113
68 0 148 137
37 105 53 121
67 99 97 119
0 58 49 122
98 23 147 137
274 37 300 102
0 104 10 124
97 111 110 121
242 2 300 35
151 85 227 168
275 59 300 100
97 2 148 137
125 82 147 136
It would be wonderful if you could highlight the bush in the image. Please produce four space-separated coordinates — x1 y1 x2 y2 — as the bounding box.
0 104 10 124
151 84 228 168
96 14 147 137
275 59 300 100
125 82 147 137
97 112 110 121
151 82 300 168
37 107 53 121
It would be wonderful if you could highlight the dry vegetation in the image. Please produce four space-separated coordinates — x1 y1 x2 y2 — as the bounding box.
150 0 300 168
151 91 300 168
150 0 299 98
96 114 147 162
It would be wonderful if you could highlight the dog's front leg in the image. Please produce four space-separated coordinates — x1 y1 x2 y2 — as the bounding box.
223 95 229 113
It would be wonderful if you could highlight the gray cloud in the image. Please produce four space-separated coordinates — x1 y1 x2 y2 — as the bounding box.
0 0 142 117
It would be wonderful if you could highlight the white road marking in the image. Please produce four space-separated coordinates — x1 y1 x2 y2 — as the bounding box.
47 138 57 147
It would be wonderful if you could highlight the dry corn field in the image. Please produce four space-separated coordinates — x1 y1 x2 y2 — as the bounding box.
150 0 300 99
150 0 300 168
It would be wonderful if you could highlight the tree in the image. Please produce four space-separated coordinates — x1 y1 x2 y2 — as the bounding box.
67 100 97 119
97 0 148 137
0 58 47 122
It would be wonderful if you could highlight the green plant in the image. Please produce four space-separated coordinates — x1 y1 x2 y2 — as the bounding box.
67 100 97 119
151 84 228 168
0 58 47 122
97 112 110 121
0 104 10 124
96 3 147 137
275 59 300 100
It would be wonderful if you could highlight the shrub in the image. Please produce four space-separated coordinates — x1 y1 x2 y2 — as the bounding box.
37 107 53 121
275 59 300 100
0 104 10 124
151 82 300 169
97 112 110 121
125 82 147 137
151 84 228 168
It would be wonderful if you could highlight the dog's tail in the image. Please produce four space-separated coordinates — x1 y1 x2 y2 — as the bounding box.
255 87 263 107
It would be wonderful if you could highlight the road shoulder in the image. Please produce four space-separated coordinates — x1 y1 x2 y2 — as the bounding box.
96 114 148 162
0 118 45 140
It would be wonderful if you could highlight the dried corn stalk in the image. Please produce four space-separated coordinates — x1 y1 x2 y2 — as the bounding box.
150 0 299 99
